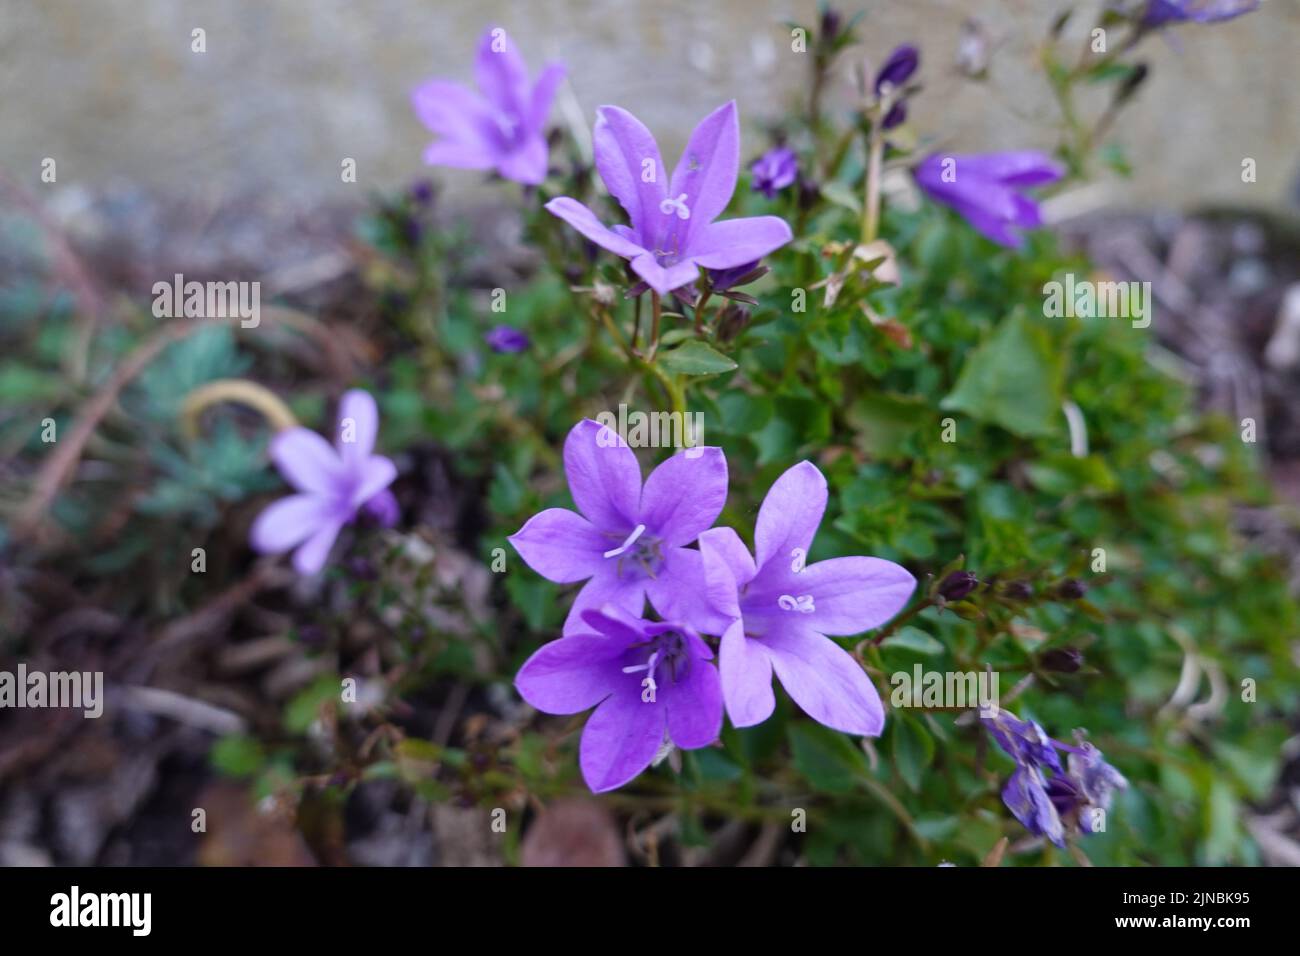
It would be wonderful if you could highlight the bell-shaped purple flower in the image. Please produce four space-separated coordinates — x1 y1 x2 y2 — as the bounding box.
412 27 564 186
251 390 398 575
515 606 722 792
509 419 730 634
545 102 793 295
698 462 915 736
914 151 1063 249
750 146 798 200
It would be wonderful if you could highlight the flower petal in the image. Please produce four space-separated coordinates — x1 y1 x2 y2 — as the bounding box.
639 446 728 546
412 79 494 144
719 619 775 728
515 633 624 715
509 508 608 583
580 688 667 792
783 555 915 636
563 567 647 634
250 494 334 553
689 215 793 270
763 624 884 736
349 456 398 510
563 418 642 532
754 460 827 571
646 547 732 635
669 101 739 240
336 389 378 463
269 427 345 495
292 516 346 575
474 26 530 117
629 252 699 296
699 526 757 620
496 135 549 185
529 63 566 134
593 105 666 241
945 151 1063 188
545 197 646 259
663 653 723 750
422 138 497 171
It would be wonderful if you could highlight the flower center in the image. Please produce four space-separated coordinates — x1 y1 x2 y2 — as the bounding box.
603 525 664 580
621 630 689 703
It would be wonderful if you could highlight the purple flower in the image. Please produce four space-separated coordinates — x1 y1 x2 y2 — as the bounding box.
985 712 1127 846
750 146 798 200
1142 0 1258 28
698 462 915 735
485 324 530 353
545 102 793 295
874 43 919 93
515 606 722 792
509 419 730 635
411 26 564 186
251 390 397 575
914 151 1063 249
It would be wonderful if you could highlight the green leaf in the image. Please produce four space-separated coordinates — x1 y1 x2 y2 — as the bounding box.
880 626 945 656
940 311 1064 437
658 340 738 376
889 713 934 792
789 721 868 794
210 734 266 778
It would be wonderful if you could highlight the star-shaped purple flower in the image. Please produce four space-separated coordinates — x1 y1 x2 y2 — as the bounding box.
545 101 793 295
914 151 1063 249
509 419 730 635
412 26 564 186
251 389 398 575
698 461 916 736
515 606 723 792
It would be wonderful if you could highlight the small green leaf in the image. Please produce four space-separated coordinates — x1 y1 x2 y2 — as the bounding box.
789 721 868 794
658 340 738 376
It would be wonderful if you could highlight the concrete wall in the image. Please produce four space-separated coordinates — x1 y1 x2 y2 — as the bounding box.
1 0 1296 210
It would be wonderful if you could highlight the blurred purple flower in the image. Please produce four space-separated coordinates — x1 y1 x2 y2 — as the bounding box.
874 43 919 93
707 260 765 292
750 146 798 199
545 102 792 295
515 606 722 792
412 26 564 185
1142 0 1258 27
509 419 730 635
485 325 531 353
698 462 915 736
914 151 1063 248
251 390 397 575
985 711 1127 846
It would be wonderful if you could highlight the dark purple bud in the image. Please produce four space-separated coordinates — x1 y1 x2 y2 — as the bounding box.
346 556 379 581
875 43 919 94
708 261 766 292
1003 580 1034 601
716 302 752 342
881 100 908 130
485 325 530 354
820 7 843 42
938 570 979 601
409 179 435 206
1056 578 1087 600
1040 647 1084 673
361 489 400 529
797 177 821 211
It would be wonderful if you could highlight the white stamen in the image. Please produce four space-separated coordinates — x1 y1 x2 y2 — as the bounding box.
790 547 807 573
604 523 647 559
778 594 816 613
659 193 691 220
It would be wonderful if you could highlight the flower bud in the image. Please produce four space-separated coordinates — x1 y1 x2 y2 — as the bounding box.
938 570 979 601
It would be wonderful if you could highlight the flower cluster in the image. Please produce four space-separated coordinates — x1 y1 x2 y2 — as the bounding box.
510 420 915 791
985 710 1127 847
